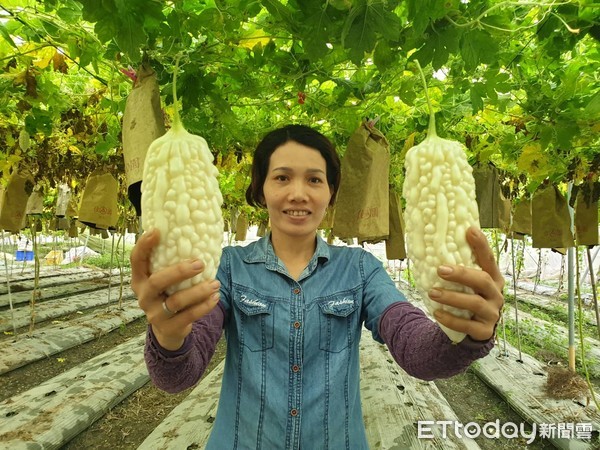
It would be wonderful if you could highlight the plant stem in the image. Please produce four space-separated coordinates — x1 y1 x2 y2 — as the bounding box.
414 60 436 137
171 55 183 131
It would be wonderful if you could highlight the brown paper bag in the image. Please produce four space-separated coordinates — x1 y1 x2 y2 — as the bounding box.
122 63 166 216
532 184 574 249
573 180 599 246
473 163 510 229
385 190 406 260
68 219 79 237
257 221 269 237
332 122 390 241
67 193 79 218
0 171 34 232
26 186 44 215
78 169 120 230
236 213 248 241
55 183 71 217
510 197 532 239
319 206 334 230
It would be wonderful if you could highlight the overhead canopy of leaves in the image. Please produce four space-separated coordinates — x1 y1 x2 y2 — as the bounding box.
0 0 599 207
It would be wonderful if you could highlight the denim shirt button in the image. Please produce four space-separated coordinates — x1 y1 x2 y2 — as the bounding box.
293 321 301 329
290 408 299 417
293 288 300 294
292 364 300 372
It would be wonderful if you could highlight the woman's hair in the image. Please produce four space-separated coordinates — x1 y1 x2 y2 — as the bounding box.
245 124 341 207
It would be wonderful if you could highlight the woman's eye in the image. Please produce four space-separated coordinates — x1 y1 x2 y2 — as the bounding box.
309 177 323 184
275 175 288 181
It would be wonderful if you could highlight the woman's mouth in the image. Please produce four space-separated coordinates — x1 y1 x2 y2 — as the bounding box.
284 210 310 216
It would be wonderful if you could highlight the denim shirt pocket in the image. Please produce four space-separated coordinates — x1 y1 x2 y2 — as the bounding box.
233 290 275 352
318 292 360 353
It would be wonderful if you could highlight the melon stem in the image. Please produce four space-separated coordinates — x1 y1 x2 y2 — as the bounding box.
415 60 437 139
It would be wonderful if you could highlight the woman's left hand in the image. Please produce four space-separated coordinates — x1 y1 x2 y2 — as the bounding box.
430 226 505 341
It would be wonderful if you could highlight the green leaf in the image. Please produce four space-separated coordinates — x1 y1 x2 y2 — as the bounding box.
261 0 296 28
406 0 455 35
0 23 17 48
78 0 114 22
341 2 400 64
373 40 395 73
584 91 600 117
470 83 485 114
412 26 460 70
398 78 417 105
114 16 147 61
301 11 333 62
460 29 499 71
56 6 81 23
555 123 579 149
372 7 401 42
94 19 118 45
197 8 223 28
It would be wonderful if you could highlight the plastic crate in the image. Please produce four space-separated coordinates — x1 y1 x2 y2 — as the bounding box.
15 250 34 261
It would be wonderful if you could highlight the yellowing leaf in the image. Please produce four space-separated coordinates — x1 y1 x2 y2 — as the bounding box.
517 142 552 181
12 70 28 86
33 47 56 70
57 357 66 363
68 145 81 154
239 29 271 49
573 158 590 184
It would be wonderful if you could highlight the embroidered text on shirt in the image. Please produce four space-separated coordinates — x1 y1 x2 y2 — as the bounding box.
328 297 354 308
240 295 267 308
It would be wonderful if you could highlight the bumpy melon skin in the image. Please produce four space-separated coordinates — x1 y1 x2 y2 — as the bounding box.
403 133 481 343
142 125 224 295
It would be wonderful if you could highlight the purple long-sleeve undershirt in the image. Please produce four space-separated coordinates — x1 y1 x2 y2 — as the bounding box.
144 301 494 393
144 303 225 393
377 302 495 380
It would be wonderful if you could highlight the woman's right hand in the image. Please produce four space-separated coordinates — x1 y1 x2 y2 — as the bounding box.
130 229 221 351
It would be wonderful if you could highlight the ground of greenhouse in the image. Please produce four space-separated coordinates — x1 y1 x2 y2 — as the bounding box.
1 313 577 450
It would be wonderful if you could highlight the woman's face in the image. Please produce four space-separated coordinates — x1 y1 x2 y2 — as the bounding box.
262 141 332 240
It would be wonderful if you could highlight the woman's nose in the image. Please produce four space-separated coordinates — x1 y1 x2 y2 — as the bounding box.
288 180 308 201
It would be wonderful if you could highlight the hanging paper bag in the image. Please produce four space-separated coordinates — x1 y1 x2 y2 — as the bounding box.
332 122 390 241
55 183 71 217
385 190 406 260
319 206 334 230
473 163 510 229
572 180 599 246
26 185 44 215
122 63 166 216
257 221 269 237
68 219 79 238
235 213 248 241
66 192 79 218
78 169 119 230
510 197 532 239
0 170 34 232
531 183 574 249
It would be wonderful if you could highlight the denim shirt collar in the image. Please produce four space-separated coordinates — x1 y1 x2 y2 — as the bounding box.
243 232 330 278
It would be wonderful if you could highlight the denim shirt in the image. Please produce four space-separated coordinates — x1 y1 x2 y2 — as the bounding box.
206 234 406 450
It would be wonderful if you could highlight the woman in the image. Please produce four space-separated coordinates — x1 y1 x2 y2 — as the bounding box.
131 124 504 449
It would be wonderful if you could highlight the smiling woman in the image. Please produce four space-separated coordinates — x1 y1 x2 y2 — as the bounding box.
130 124 505 449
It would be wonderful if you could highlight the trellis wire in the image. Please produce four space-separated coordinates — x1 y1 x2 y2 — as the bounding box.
1 233 17 334
575 244 600 410
586 247 600 340
510 235 523 361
